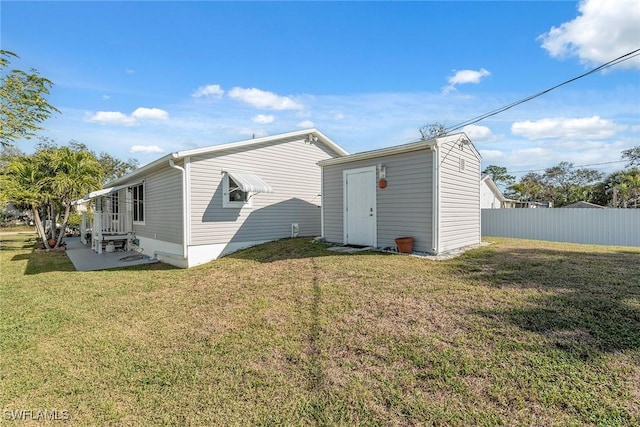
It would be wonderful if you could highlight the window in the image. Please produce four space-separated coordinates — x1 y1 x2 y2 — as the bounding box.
132 183 145 223
223 174 251 208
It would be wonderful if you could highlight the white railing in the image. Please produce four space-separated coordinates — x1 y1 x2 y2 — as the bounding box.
482 208 640 247
100 211 126 234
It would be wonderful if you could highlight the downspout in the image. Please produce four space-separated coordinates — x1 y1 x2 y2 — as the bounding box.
169 157 188 260
432 142 440 254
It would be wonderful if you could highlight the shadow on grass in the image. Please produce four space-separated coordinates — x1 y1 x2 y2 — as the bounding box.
226 237 385 263
454 246 640 356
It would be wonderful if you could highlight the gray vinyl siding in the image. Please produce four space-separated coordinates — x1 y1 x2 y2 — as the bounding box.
322 149 434 252
132 165 183 244
189 138 337 245
437 140 481 251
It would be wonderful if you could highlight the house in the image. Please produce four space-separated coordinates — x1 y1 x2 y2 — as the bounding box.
318 133 481 255
75 129 348 268
480 175 508 209
480 175 527 208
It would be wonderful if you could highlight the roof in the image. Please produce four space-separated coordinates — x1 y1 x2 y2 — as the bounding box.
481 175 507 202
318 132 480 167
563 201 606 209
108 128 347 187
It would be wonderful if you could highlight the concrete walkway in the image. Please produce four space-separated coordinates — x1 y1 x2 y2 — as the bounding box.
65 237 159 271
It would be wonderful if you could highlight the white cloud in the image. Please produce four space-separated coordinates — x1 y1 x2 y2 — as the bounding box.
102 95 111 100
252 114 275 124
297 120 315 128
511 116 623 140
86 107 169 126
191 84 225 99
332 112 345 120
479 149 506 163
462 124 495 142
228 87 303 110
132 107 169 120
538 0 640 69
130 145 164 154
443 68 491 93
86 111 136 126
125 68 135 74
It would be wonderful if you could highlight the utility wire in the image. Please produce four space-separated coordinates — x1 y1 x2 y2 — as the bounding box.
443 48 640 134
510 159 629 174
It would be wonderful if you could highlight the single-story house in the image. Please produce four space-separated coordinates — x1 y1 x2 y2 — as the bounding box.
480 175 508 209
318 133 482 254
75 129 348 268
480 175 526 208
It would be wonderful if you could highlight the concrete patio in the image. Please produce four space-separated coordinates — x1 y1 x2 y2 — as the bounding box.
65 237 159 271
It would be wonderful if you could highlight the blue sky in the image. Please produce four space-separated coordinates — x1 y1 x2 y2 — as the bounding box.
3 0 639 179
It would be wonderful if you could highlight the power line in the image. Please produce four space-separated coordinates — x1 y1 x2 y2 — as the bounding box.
443 48 640 134
510 159 628 174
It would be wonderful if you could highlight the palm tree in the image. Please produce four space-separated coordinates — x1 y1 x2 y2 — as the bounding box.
48 146 103 247
622 170 640 208
0 155 50 246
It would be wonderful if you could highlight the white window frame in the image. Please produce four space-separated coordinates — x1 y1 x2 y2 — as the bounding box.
222 174 252 208
132 183 145 225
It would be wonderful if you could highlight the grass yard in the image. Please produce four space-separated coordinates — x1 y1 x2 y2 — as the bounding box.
1 234 639 426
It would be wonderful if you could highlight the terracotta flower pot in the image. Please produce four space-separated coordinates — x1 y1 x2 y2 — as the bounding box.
48 239 57 247
395 237 414 254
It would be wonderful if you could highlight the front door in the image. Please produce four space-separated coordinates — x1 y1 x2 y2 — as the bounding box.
344 167 376 246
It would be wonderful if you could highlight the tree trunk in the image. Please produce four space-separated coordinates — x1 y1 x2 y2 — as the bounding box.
33 207 50 249
55 203 71 248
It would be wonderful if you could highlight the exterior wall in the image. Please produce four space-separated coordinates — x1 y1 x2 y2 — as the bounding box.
482 208 640 247
132 165 183 245
437 139 481 252
322 149 434 252
480 179 502 209
189 137 337 252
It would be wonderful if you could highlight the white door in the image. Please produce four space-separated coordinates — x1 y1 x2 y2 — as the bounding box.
344 167 376 246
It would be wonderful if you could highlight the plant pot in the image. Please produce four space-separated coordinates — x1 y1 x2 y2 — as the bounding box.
395 237 414 254
48 239 57 247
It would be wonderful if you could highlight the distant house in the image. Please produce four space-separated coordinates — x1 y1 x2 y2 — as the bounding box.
480 175 509 209
319 133 482 255
563 201 605 209
74 129 348 268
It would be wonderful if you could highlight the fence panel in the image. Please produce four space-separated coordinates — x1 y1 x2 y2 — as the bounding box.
481 209 640 247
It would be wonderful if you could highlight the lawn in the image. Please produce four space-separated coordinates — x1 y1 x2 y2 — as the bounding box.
1 234 639 425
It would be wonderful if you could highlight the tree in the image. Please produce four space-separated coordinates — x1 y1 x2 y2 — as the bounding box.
622 146 640 168
419 122 447 140
97 152 139 185
482 165 515 189
48 146 103 247
507 172 544 202
0 50 60 147
0 143 103 248
541 161 603 207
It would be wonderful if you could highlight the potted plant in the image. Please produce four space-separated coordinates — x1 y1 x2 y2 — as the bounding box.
395 237 414 254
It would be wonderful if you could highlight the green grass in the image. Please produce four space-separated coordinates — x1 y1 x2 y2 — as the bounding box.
1 234 639 425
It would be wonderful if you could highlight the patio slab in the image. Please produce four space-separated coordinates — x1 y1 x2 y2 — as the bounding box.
65 237 159 271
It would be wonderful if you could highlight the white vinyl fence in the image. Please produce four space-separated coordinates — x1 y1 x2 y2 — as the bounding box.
482 209 640 247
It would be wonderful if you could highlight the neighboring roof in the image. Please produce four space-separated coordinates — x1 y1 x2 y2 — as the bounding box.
224 171 273 194
481 175 507 202
318 132 480 167
563 201 606 209
108 128 347 187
